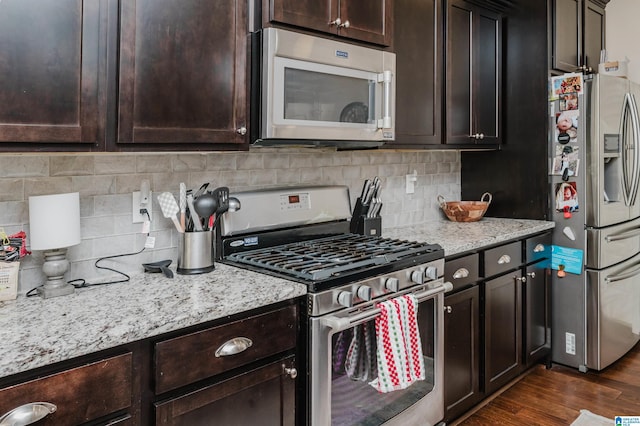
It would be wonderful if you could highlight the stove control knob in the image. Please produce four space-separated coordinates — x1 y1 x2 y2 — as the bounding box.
337 291 353 308
385 277 400 292
357 285 372 301
425 266 439 280
411 270 425 284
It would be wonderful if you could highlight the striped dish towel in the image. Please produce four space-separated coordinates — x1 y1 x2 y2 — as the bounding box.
369 294 425 393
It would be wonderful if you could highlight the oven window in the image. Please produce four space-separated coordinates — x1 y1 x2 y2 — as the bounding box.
330 298 436 425
273 57 379 127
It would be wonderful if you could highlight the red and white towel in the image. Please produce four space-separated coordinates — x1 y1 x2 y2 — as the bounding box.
369 294 425 393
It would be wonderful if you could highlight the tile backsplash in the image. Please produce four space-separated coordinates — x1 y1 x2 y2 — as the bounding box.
0 148 460 294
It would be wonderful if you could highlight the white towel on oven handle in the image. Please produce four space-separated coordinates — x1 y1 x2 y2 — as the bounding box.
369 294 425 393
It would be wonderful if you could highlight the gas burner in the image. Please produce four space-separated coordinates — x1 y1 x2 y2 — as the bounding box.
226 234 443 287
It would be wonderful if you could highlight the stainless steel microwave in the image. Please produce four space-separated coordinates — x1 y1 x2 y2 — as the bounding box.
251 28 396 148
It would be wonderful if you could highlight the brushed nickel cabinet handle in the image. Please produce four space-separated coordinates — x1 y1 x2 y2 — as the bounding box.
215 337 253 357
444 306 452 313
0 402 57 425
236 126 247 135
527 272 536 279
498 254 511 265
453 268 470 279
533 244 545 252
283 365 298 379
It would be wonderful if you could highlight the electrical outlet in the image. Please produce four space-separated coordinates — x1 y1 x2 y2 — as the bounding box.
565 332 576 355
132 191 153 223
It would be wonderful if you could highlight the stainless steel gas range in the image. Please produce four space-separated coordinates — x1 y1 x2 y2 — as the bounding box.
218 186 448 426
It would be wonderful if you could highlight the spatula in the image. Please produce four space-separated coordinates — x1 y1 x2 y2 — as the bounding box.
157 192 183 232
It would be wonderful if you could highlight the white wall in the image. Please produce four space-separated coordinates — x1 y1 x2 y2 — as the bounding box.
606 0 640 83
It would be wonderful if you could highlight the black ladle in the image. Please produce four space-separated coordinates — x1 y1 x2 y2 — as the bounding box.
193 192 218 231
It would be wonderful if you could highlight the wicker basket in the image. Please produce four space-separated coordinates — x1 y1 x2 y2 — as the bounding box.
437 193 492 222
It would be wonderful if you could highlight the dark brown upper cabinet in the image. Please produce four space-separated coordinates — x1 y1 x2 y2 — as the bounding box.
268 0 393 46
114 0 249 150
386 0 442 147
550 0 608 74
0 0 106 151
446 0 502 146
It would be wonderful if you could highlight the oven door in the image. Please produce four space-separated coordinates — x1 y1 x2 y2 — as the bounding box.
260 28 395 144
309 282 445 426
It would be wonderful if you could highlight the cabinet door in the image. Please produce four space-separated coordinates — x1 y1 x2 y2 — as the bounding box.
484 271 522 395
339 0 392 46
446 0 501 146
270 0 336 35
551 0 581 72
0 0 105 150
116 0 248 148
583 0 605 71
444 286 481 423
390 0 442 146
155 357 296 426
523 263 551 366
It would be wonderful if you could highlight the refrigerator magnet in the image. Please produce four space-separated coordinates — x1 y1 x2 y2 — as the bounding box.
551 245 583 275
559 93 578 111
551 73 584 99
555 182 579 213
555 110 579 144
551 144 579 178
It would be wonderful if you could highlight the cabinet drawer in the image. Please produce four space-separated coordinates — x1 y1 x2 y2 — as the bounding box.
155 356 296 425
483 241 522 277
445 253 480 291
0 353 132 425
525 233 552 264
155 305 297 394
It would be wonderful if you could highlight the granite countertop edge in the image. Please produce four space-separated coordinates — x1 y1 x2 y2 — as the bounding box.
0 217 554 379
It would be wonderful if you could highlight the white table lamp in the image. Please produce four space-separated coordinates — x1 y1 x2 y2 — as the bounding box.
28 192 81 298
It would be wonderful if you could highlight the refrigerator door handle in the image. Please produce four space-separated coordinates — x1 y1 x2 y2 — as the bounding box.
621 93 634 206
627 93 640 206
605 227 640 242
604 264 640 283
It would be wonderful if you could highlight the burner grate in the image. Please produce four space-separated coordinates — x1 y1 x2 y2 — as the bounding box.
227 234 442 281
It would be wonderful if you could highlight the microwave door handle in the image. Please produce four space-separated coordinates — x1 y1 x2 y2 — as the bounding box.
377 70 393 129
628 93 640 205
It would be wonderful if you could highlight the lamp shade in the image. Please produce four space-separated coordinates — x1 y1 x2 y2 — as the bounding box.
29 192 81 251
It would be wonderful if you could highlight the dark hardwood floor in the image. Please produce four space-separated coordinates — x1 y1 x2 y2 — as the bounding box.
454 341 640 425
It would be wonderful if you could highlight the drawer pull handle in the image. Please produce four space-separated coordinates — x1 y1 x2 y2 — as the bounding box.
283 365 298 379
453 268 470 279
215 337 253 357
0 402 57 425
533 244 545 253
497 254 511 265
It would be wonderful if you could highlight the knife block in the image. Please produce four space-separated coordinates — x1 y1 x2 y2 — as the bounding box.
357 216 382 236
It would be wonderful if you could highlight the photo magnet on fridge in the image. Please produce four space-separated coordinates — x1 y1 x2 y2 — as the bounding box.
551 144 579 178
551 245 583 275
555 110 579 144
550 73 584 100
555 182 579 212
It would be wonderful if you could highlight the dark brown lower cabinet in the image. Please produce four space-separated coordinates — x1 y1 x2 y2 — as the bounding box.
155 356 296 425
444 285 481 423
484 271 523 395
523 263 551 366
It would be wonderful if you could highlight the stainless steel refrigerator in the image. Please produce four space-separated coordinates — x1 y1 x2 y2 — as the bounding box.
549 73 640 371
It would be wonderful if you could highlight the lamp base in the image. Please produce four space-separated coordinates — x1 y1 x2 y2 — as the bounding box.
38 249 75 299
37 284 75 299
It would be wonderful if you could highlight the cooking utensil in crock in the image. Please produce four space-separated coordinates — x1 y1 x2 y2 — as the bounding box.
157 192 183 232
193 193 218 231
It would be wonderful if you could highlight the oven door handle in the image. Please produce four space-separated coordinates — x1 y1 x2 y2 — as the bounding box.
321 282 451 332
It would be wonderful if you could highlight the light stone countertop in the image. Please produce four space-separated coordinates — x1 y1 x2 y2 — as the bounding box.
0 263 307 379
0 217 553 380
383 217 555 257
